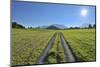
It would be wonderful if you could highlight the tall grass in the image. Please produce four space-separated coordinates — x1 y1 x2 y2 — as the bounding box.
62 29 96 61
12 29 54 66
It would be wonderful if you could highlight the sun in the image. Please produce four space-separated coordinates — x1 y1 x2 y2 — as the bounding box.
81 9 88 17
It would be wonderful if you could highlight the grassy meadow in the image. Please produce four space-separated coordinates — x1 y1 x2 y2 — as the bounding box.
62 29 96 61
12 29 55 65
12 28 96 66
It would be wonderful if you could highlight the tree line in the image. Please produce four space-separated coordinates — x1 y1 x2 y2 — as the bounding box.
88 24 96 28
67 24 96 29
12 22 96 29
12 22 25 29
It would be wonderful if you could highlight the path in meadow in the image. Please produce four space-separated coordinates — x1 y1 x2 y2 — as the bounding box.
37 32 75 64
60 32 75 62
36 33 57 64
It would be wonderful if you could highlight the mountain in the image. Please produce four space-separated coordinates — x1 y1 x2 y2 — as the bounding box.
51 24 67 29
46 24 67 29
36 24 67 29
46 25 60 29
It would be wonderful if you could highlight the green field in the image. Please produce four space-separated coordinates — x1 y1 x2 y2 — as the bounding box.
12 29 54 65
62 29 96 61
12 28 96 66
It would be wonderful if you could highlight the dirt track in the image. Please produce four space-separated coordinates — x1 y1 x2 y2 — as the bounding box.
60 32 75 62
37 32 75 64
37 33 57 64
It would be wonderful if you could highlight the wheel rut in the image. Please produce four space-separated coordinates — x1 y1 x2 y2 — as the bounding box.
37 32 76 64
36 33 57 64
60 32 75 62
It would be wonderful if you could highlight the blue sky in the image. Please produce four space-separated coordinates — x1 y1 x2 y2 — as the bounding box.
12 1 96 27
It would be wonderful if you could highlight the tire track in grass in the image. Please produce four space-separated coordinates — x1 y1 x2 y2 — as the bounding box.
45 33 65 64
60 32 75 62
36 33 57 64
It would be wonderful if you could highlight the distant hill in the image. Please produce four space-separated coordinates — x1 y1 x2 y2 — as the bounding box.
46 25 60 29
47 24 67 29
37 24 67 29
50 24 67 29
